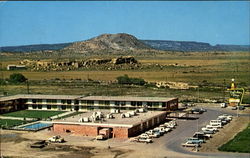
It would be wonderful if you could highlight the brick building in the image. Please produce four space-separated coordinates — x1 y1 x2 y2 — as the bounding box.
52 110 167 138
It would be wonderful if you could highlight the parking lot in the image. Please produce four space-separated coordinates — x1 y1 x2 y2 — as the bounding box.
143 106 250 158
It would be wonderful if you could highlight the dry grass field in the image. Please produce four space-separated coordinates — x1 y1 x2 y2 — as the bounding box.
0 52 249 102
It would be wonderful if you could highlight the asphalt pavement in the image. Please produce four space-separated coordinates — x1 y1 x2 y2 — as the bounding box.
148 106 250 158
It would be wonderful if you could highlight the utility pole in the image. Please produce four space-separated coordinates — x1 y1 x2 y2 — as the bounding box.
26 80 30 94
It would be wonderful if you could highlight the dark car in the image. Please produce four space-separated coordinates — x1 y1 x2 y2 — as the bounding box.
191 108 203 114
193 132 211 140
239 106 245 110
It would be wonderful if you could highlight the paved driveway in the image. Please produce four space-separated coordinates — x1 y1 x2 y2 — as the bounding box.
148 107 250 158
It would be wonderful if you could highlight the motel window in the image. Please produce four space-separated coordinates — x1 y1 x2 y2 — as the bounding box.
131 101 136 106
37 99 42 103
47 105 51 109
38 105 42 109
87 107 94 110
32 105 37 109
61 105 66 110
137 102 142 106
47 99 57 104
52 105 57 109
74 100 79 105
81 100 87 105
99 101 105 105
152 102 160 106
121 101 126 106
61 100 66 104
67 100 72 104
115 101 120 106
87 100 94 105
147 102 152 107
80 106 87 110
162 102 166 107
105 101 110 106
32 99 37 104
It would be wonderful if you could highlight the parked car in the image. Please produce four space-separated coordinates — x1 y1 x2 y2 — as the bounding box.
202 125 219 132
182 141 200 147
153 128 164 136
139 133 150 139
209 123 223 128
199 108 207 112
138 137 153 143
220 103 227 108
186 137 205 144
48 135 64 143
216 118 228 125
96 134 108 140
145 130 160 138
239 106 245 110
164 127 172 132
164 123 175 129
218 114 232 121
202 129 215 134
210 120 223 127
191 108 203 114
193 132 211 139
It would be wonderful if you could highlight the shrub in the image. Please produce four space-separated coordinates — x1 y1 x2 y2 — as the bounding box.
116 74 145 86
9 73 27 83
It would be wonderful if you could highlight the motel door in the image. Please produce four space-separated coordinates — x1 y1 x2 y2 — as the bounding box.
74 106 79 111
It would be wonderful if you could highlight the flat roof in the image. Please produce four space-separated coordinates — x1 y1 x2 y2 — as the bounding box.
80 96 175 102
0 94 176 102
53 110 166 127
0 94 81 102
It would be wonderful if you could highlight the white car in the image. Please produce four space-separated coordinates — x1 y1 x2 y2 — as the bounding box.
218 114 232 121
182 141 200 147
209 123 223 128
202 126 218 132
206 125 220 131
164 123 175 128
139 133 150 139
138 137 153 143
153 128 165 135
145 130 160 138
164 127 172 132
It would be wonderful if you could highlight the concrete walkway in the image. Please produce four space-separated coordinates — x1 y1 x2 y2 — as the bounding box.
0 111 75 121
50 111 75 119
0 116 34 121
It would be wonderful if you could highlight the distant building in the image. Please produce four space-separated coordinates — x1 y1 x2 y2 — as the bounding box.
7 65 26 70
0 94 178 113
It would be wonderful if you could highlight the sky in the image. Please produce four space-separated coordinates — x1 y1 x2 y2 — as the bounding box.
0 1 249 47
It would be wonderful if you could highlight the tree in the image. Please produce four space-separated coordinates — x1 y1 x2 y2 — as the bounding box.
9 73 27 83
117 74 131 84
116 74 146 85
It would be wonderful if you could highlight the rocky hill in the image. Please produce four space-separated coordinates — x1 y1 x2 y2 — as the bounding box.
63 33 151 53
1 33 249 53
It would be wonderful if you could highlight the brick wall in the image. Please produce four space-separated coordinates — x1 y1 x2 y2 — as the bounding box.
53 124 98 137
113 127 129 138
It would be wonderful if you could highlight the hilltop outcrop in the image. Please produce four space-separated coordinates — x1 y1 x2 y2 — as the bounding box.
20 56 139 71
63 33 151 53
